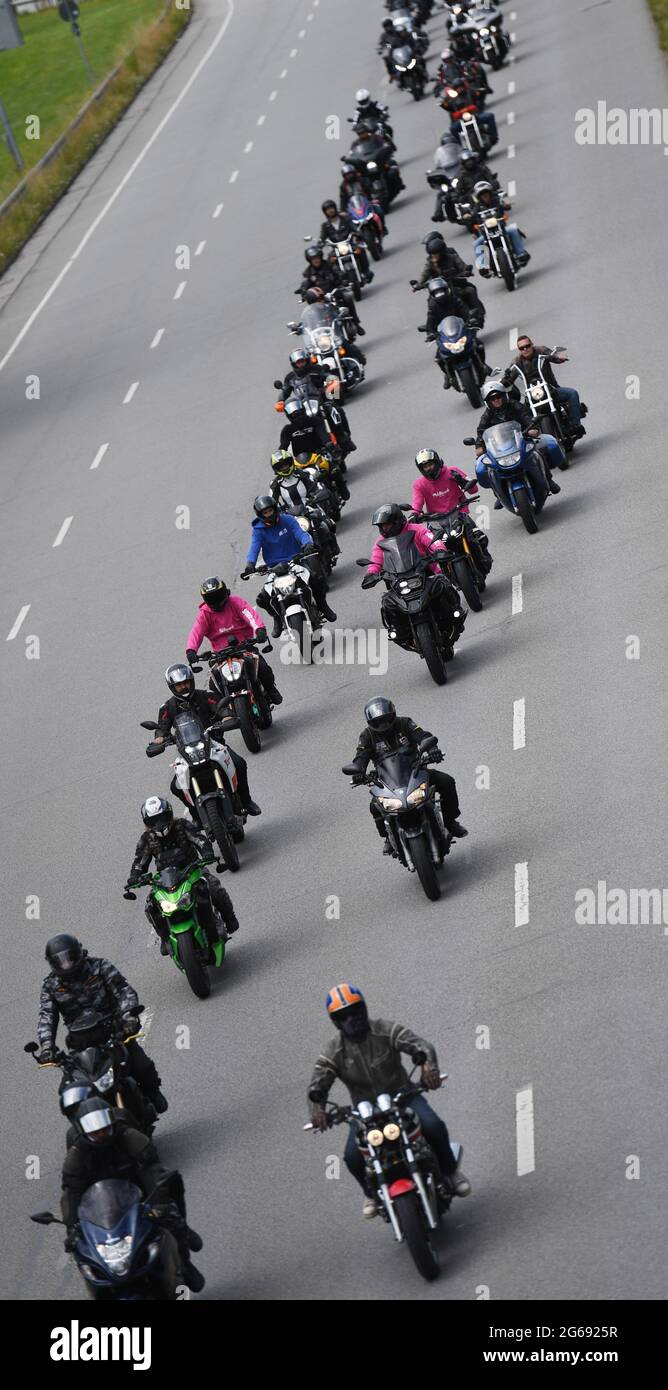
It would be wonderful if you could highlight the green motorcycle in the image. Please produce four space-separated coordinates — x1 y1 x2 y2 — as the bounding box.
124 862 224 999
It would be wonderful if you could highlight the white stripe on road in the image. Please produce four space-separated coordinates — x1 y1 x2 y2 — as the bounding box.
509 326 518 349
6 605 30 641
298 29 306 39
510 33 517 44
510 10 517 20
515 862 529 926
508 179 516 197
89 442 109 470
141 1006 155 1037
52 516 73 548
289 48 298 58
174 282 186 300
513 698 526 750
507 111 515 126
212 202 224 218
507 143 516 159
244 140 253 153
307 11 314 19
195 240 206 256
123 381 139 404
0 2 237 375
257 113 266 126
512 572 523 613
229 169 239 183
508 80 515 95
269 90 277 101
280 68 288 78
516 1087 535 1175
150 328 164 349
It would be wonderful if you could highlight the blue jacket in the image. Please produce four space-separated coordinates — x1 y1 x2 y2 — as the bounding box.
246 513 311 568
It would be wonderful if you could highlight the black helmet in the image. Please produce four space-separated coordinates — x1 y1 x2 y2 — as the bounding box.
165 663 195 702
45 934 83 979
304 286 325 304
372 502 405 539
141 796 173 837
383 17 394 31
321 199 337 216
270 449 295 478
254 495 279 523
200 576 229 611
289 348 310 371
460 149 479 167
305 244 322 264
364 697 397 734
425 232 446 255
74 1097 116 1148
415 448 444 479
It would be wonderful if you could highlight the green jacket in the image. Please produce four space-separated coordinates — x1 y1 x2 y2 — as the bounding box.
308 1017 438 1114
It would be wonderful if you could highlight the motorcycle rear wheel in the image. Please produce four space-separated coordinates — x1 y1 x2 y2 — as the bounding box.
393 1191 440 1280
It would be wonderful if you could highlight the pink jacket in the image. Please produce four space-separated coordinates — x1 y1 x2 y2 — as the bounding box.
186 595 265 654
411 467 475 517
368 521 446 575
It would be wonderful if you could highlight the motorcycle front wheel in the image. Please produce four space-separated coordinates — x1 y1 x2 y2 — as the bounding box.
416 620 447 685
453 556 482 611
201 801 240 871
233 694 261 753
289 610 312 664
410 832 441 901
515 488 539 534
178 930 211 999
393 1191 440 1280
458 364 482 408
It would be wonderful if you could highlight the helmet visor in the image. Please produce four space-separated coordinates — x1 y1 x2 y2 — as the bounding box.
79 1108 114 1143
51 948 80 974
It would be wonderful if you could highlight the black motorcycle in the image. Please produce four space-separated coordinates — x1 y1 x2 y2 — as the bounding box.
306 1066 464 1278
25 1009 154 1133
415 506 491 611
141 708 243 871
357 538 465 685
195 640 274 756
343 736 454 900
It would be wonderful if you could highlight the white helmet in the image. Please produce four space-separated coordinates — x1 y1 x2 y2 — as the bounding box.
481 379 510 403
356 89 371 106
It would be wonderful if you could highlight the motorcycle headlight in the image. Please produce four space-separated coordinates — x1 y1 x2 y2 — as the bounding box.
367 161 378 171
530 385 546 400
274 575 296 592
407 58 416 69
499 451 521 467
339 241 351 253
480 28 489 36
95 1236 133 1274
484 217 498 229
184 741 205 755
367 1129 384 1148
221 659 243 679
383 1123 401 1142
296 516 311 532
407 783 428 806
95 1067 115 1092
377 795 403 811
445 336 468 352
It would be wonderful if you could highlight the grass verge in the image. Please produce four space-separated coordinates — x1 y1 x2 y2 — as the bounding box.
0 1 191 276
647 0 668 51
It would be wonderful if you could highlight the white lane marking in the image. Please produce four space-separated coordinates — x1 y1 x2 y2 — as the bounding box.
298 29 306 38
6 605 30 641
509 326 518 349
141 1006 155 1037
507 179 516 197
507 111 515 126
52 516 73 548
515 862 529 927
279 67 288 79
510 10 517 19
512 572 523 613
507 143 516 159
0 3 236 376
123 381 139 404
513 697 526 750
213 202 224 218
269 90 277 101
244 140 253 153
229 169 239 183
150 328 164 348
195 240 206 256
289 48 298 58
307 11 313 19
174 281 186 300
257 113 266 126
510 32 516 43
516 1087 535 1175
508 80 515 95
90 442 109 470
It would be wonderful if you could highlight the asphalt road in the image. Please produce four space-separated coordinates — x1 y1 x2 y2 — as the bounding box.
1 0 667 1301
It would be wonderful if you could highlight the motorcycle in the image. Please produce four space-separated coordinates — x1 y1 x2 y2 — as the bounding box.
285 501 340 576
471 203 520 290
272 454 342 523
413 505 491 611
241 554 323 664
343 148 393 210
287 302 364 393
194 639 275 755
305 1068 463 1279
31 1175 185 1300
391 13 430 55
24 1010 154 1132
390 44 426 99
346 192 384 260
465 422 552 532
356 542 465 685
342 736 454 899
509 347 578 455
435 313 487 406
124 858 225 999
140 709 244 870
323 234 366 300
469 4 510 68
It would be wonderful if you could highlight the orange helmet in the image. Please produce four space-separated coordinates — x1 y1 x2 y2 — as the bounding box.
326 983 365 1016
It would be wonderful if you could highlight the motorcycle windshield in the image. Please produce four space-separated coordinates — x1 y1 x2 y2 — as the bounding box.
378 533 424 575
173 711 206 747
483 423 523 457
348 195 370 219
374 749 416 793
391 45 413 64
156 865 185 891
437 315 466 342
78 1179 142 1230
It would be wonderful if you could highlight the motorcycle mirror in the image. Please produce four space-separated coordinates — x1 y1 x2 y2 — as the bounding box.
24 1041 39 1054
341 763 359 776
30 1212 61 1226
275 401 285 412
145 1171 179 1203
123 891 137 901
145 745 163 758
419 735 438 751
190 663 202 673
140 720 159 730
262 642 273 653
462 436 476 446
273 380 283 390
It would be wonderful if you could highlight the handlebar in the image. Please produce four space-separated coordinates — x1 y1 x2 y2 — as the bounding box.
304 1073 449 1130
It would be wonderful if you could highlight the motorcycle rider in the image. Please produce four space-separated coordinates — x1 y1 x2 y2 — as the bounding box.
278 393 352 494
362 503 465 645
448 147 500 219
298 248 365 337
419 275 471 340
470 181 529 273
308 983 470 1218
429 131 464 222
353 89 393 135
185 577 283 705
61 1097 205 1292
147 664 262 817
412 232 485 327
276 348 356 456
126 797 239 955
339 163 388 235
37 935 168 1113
269 453 341 566
475 380 563 495
502 335 587 436
378 16 401 78
319 200 373 284
411 448 491 572
347 121 405 202
241 495 337 637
